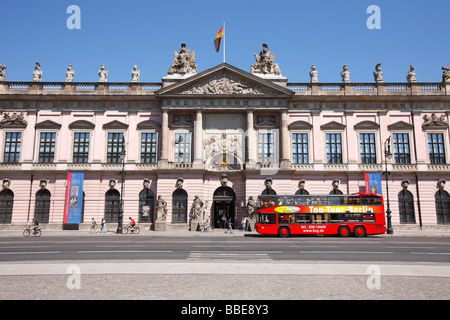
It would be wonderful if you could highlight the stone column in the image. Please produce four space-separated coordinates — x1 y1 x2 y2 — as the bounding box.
159 109 169 169
193 109 203 168
280 109 290 169
246 109 257 168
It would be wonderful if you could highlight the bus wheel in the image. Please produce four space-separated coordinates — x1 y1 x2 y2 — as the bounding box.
353 226 366 237
278 227 290 238
338 226 351 237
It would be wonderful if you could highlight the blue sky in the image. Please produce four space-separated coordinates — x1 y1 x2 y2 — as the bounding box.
1 0 449 83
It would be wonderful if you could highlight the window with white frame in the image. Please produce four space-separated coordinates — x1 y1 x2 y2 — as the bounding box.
174 132 191 163
258 132 275 164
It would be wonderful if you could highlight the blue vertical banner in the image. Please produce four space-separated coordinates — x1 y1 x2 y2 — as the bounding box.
64 172 85 224
365 173 382 195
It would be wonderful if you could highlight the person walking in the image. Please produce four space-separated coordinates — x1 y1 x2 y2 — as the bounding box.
99 218 107 233
90 218 97 233
242 216 247 231
224 217 233 234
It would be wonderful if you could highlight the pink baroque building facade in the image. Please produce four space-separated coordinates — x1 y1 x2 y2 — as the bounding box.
0 48 449 231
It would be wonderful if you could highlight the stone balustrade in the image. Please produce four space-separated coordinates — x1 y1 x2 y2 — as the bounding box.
0 81 447 96
0 82 162 95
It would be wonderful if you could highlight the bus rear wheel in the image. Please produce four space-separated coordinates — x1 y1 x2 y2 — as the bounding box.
353 226 366 237
278 227 290 238
338 225 351 237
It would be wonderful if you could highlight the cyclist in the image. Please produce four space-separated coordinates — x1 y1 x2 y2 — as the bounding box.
129 217 136 232
31 218 39 234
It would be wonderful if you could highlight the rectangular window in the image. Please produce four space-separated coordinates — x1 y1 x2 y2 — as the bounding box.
38 132 56 163
73 132 90 163
3 132 22 163
428 133 446 164
393 133 411 164
292 133 308 164
258 133 275 163
326 133 343 164
107 132 124 163
359 133 376 164
174 133 191 163
141 132 158 164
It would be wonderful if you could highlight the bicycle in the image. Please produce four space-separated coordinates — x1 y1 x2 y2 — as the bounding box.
23 226 41 237
122 225 140 234
200 222 212 232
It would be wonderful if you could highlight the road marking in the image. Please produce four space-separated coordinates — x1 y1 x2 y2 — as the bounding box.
77 250 172 254
298 251 394 254
0 251 60 255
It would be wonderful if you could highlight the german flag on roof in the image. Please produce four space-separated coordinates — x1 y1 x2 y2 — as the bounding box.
214 24 224 52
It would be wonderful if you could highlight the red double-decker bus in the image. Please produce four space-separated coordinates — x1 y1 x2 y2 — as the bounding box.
255 193 386 237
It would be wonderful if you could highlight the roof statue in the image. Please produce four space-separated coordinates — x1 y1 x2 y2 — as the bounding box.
373 63 383 83
442 66 450 83
0 64 7 81
168 43 197 76
250 44 282 76
32 62 42 82
406 65 417 83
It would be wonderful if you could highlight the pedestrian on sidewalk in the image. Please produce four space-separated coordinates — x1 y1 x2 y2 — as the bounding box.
225 217 233 234
99 218 107 233
90 218 97 233
241 217 247 231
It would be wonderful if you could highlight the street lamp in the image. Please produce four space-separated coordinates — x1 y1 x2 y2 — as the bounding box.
384 136 394 234
116 136 126 234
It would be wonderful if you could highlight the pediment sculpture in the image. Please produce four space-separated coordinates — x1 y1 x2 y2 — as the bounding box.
168 43 197 75
181 77 265 95
250 43 282 76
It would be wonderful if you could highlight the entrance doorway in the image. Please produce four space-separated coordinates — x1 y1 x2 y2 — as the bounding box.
213 186 236 229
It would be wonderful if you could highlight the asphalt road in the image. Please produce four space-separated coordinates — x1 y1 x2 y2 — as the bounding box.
0 233 449 263
1 233 449 301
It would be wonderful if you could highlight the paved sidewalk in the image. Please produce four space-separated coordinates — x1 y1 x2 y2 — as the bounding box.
1 228 449 237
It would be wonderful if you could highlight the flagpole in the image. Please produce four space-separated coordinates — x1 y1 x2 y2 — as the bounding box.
223 21 225 63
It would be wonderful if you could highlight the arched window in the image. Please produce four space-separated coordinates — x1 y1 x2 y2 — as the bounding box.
105 189 120 222
139 189 154 222
172 189 188 223
35 189 51 223
398 190 416 224
435 190 450 225
0 189 14 223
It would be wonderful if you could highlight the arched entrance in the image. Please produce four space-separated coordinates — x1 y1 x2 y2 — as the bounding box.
213 186 236 229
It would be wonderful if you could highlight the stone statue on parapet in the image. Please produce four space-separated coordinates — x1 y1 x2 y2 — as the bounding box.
442 66 450 83
131 65 140 82
167 43 197 75
309 64 318 83
32 62 42 82
65 65 75 82
98 64 108 82
406 65 417 83
340 64 350 83
0 64 7 81
250 43 282 76
373 63 383 83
